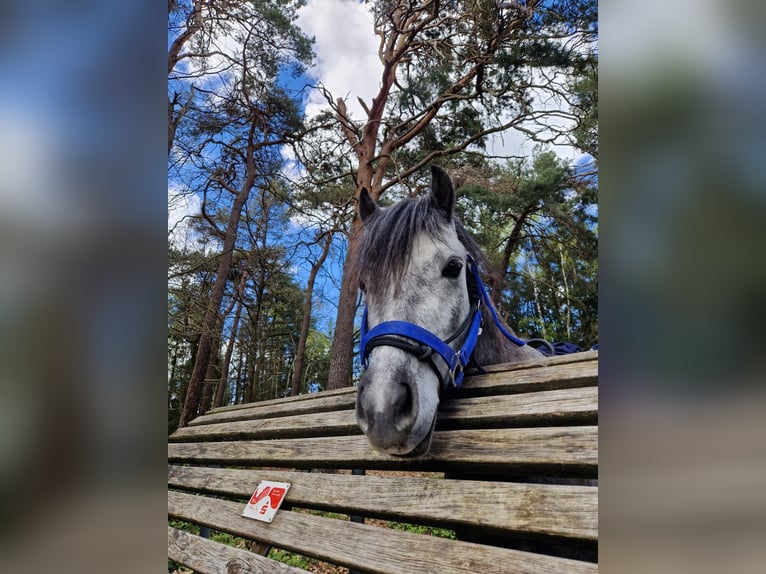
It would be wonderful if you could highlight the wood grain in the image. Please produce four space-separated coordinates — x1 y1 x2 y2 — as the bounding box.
168 491 597 574
190 354 597 427
168 526 308 573
205 385 356 415
168 465 597 541
170 386 597 442
459 360 597 397
438 385 597 428
168 426 597 475
467 350 598 375
188 392 356 427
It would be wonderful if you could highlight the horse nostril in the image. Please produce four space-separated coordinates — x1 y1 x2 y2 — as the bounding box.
392 380 417 432
396 382 413 415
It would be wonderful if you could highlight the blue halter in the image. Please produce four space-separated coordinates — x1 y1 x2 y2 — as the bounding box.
359 255 527 393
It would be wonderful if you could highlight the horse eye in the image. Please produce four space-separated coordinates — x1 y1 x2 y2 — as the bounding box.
442 258 463 279
359 281 367 293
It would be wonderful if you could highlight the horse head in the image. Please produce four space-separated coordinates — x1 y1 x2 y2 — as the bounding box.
354 166 476 456
354 166 542 457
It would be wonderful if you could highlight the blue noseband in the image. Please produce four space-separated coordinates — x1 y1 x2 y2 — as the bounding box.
359 256 526 393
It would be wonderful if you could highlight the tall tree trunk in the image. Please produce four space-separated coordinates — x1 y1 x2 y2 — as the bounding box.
179 102 265 427
168 340 181 389
213 294 244 408
558 244 572 340
245 262 267 404
179 176 255 427
199 337 220 415
234 348 245 405
327 219 364 389
527 258 546 340
212 268 248 409
494 203 537 307
244 348 256 404
323 1 532 389
291 233 332 396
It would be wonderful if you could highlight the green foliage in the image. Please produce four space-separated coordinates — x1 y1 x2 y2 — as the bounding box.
167 187 329 429
295 329 332 394
210 529 246 546
387 520 457 539
570 59 598 158
455 148 598 348
268 547 313 568
168 519 198 534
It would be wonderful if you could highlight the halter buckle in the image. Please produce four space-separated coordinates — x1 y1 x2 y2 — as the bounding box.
448 361 464 389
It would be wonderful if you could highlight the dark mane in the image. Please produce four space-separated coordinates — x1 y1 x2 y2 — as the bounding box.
356 194 494 298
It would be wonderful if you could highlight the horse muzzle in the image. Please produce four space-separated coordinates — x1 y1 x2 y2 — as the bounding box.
355 364 437 456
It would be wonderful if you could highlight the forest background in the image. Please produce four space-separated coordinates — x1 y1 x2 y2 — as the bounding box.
167 0 598 432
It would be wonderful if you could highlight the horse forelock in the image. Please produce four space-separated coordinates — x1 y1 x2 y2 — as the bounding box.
357 196 450 298
356 194 497 297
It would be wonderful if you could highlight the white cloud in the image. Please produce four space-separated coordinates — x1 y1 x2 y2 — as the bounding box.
487 52 594 165
168 183 201 250
297 1 590 166
298 0 382 121
486 126 533 161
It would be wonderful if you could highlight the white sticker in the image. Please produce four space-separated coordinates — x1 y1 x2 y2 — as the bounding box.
241 481 291 523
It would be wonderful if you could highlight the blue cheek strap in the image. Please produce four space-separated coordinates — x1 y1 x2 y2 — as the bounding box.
359 255 526 392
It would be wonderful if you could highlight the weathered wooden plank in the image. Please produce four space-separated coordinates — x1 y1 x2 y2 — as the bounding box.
195 353 597 423
168 426 598 475
468 350 598 375
459 359 597 397
439 385 597 428
180 403 357 438
205 385 356 415
170 387 597 442
168 526 308 574
187 392 356 428
168 491 597 574
168 466 598 541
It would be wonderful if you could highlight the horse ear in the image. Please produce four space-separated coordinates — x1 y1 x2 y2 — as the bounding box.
430 165 455 220
358 187 378 221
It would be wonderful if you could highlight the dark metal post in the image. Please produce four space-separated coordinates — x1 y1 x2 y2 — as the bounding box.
348 469 366 574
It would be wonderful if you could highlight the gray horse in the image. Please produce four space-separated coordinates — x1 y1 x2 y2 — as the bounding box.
355 166 542 457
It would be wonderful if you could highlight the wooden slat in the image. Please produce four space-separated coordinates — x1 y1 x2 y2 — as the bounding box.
168 526 308 574
170 386 597 442
459 359 597 397
174 409 357 441
168 491 597 574
194 354 597 424
469 350 598 375
205 385 356 415
168 466 598 541
439 385 597 428
188 392 356 427
168 426 597 475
